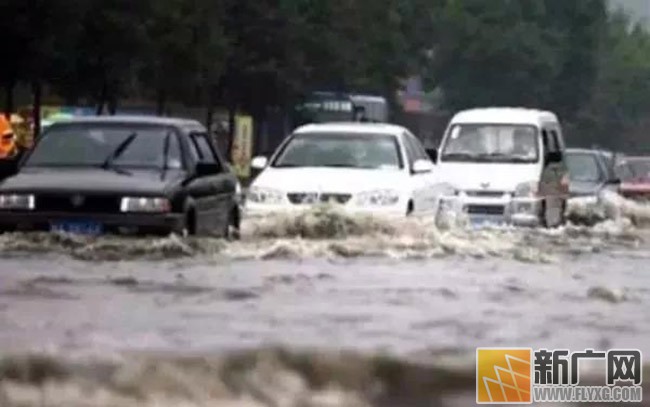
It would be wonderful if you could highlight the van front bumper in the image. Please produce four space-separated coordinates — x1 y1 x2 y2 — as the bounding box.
438 195 542 227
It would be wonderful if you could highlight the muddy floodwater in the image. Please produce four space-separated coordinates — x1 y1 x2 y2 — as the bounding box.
0 199 649 406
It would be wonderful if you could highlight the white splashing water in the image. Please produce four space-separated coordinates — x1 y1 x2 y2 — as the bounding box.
0 195 647 263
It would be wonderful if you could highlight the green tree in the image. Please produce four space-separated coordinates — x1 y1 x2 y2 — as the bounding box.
70 0 149 114
0 0 83 131
427 0 563 110
570 11 650 151
543 0 607 120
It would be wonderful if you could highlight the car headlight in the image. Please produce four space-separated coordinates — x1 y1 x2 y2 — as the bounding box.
514 181 539 198
0 194 35 210
247 187 285 204
356 189 400 206
120 197 171 213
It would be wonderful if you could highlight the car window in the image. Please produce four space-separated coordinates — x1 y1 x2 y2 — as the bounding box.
566 153 603 182
191 133 217 164
164 132 183 169
403 132 429 167
402 134 418 167
272 132 403 170
25 124 174 168
441 124 539 163
620 160 650 180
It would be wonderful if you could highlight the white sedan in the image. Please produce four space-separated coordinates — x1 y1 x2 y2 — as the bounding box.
245 123 445 217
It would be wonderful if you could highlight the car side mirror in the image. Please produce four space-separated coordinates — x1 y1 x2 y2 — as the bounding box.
195 162 221 176
412 159 435 174
425 148 438 163
251 156 268 170
545 151 563 165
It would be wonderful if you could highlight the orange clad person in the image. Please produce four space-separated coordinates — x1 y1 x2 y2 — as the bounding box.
0 116 18 160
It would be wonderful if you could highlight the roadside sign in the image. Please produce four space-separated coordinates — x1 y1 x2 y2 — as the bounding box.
232 115 254 179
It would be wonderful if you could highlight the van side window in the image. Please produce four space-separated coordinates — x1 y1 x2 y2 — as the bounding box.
550 130 563 152
541 130 550 154
542 128 561 154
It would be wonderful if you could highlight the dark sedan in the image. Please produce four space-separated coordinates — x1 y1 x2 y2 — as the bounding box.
0 116 241 237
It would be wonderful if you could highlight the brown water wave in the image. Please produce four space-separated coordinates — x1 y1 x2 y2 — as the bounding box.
0 349 475 407
1 350 648 407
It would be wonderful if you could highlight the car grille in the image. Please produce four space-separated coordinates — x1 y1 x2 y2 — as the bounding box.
466 204 506 216
287 193 352 205
465 190 507 198
35 194 122 214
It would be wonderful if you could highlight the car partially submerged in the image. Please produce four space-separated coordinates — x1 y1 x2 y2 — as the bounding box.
0 116 241 237
565 148 620 204
246 122 443 218
432 108 569 228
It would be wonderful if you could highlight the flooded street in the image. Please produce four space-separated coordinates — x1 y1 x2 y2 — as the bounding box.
1 250 650 357
1 203 649 406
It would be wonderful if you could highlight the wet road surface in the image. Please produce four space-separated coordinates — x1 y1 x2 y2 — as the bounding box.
0 202 649 406
1 253 649 358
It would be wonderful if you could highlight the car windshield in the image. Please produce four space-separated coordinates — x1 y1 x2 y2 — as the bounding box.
272 133 403 169
24 123 183 169
566 153 602 182
440 124 539 163
620 159 650 180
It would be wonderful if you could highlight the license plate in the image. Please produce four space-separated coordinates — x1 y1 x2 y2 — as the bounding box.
469 217 502 229
50 220 104 236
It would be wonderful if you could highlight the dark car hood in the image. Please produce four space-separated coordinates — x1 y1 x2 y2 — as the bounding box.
569 180 603 197
0 167 185 195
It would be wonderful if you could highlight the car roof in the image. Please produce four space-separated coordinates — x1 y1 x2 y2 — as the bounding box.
450 107 559 126
293 122 407 136
48 115 203 128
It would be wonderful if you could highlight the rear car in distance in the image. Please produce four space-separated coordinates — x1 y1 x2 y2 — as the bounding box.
246 122 443 217
432 107 569 228
0 116 241 237
616 156 650 201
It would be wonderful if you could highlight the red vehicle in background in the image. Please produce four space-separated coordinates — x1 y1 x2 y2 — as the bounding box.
616 156 650 201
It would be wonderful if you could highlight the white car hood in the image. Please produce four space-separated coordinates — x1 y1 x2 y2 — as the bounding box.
436 163 541 192
253 167 408 193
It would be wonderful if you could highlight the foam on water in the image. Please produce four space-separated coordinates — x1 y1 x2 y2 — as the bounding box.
567 190 650 227
0 196 647 262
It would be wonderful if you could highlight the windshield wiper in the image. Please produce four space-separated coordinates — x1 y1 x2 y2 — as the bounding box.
440 153 480 161
101 132 137 174
478 153 532 163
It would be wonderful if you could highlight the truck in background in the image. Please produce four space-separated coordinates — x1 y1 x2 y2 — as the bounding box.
291 91 388 128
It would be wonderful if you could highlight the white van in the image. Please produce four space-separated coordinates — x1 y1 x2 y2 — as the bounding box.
433 107 569 227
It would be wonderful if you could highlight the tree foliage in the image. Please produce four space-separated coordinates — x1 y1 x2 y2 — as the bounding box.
1 0 649 151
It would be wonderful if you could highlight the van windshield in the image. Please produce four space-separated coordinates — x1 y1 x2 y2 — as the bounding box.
440 124 539 163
